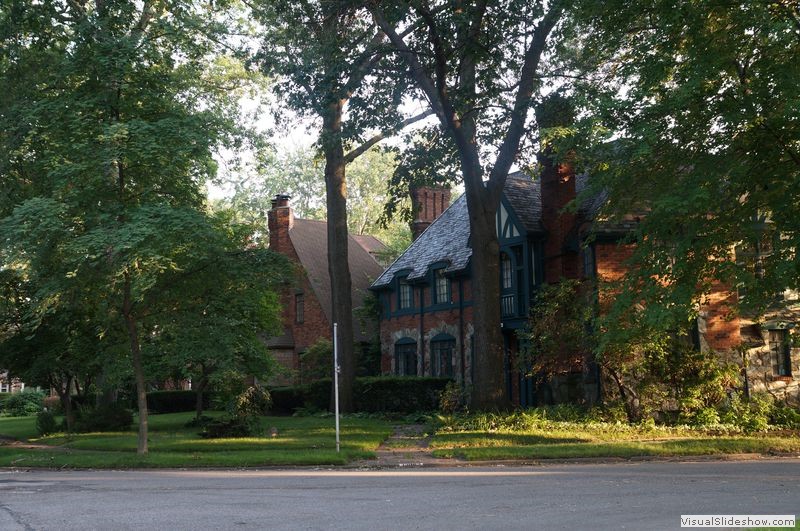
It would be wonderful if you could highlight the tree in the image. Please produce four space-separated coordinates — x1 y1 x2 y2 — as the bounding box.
228 145 412 262
0 0 273 453
252 0 428 411
570 0 800 335
369 0 564 409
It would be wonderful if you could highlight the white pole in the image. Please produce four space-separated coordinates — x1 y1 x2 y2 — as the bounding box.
333 322 341 453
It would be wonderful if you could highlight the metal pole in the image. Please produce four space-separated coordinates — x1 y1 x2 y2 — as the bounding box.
333 322 340 453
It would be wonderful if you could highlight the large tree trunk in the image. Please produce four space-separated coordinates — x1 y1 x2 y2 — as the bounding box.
463 176 509 411
123 274 148 454
53 375 76 433
322 97 356 413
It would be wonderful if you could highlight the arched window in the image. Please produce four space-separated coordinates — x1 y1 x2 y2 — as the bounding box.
430 333 455 377
394 338 417 376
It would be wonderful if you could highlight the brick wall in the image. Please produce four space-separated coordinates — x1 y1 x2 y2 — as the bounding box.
267 197 332 383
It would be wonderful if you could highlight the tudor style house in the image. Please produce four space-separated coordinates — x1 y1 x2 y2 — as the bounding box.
370 159 800 406
265 195 385 384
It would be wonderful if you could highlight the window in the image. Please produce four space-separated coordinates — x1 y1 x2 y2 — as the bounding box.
431 334 455 377
395 339 417 376
501 253 512 289
0 381 8 393
398 278 413 309
768 329 792 377
295 293 304 324
434 268 450 305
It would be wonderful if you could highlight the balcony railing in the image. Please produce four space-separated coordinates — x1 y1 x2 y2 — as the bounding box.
501 294 516 318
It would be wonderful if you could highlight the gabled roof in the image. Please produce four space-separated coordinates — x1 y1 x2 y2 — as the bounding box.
503 172 544 232
371 172 543 289
576 174 642 236
289 219 385 340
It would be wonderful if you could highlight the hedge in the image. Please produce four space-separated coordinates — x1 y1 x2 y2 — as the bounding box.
145 390 213 414
269 376 452 414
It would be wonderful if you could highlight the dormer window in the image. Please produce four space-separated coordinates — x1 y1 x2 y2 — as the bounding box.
398 278 413 310
434 268 450 305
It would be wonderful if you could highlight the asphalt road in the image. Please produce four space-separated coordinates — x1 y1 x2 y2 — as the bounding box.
0 460 798 530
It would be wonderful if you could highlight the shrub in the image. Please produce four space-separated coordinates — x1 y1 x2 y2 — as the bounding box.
36 410 59 436
233 386 272 417
1 390 46 416
770 404 800 429
73 403 133 433
298 339 333 383
439 381 469 414
354 377 451 413
269 377 452 415
720 392 772 432
43 396 62 414
684 407 721 427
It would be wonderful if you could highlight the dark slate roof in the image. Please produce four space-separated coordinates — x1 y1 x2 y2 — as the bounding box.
372 173 544 289
289 219 385 341
371 193 471 288
504 172 544 232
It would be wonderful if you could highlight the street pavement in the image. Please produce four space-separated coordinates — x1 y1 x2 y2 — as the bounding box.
0 459 798 530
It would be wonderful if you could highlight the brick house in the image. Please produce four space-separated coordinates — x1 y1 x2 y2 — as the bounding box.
265 195 385 384
0 371 25 394
370 159 799 406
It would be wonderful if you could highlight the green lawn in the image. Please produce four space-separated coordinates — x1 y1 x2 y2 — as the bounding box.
0 412 393 468
430 417 800 461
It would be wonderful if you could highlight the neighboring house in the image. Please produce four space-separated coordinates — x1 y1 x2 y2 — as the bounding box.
265 195 385 385
370 159 799 406
0 371 25 393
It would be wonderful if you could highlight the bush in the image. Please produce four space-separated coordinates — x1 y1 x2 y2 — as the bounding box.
720 393 772 432
184 415 214 428
770 404 800 429
36 410 59 436
269 377 452 415
299 339 333 383
0 390 46 416
233 386 272 417
145 390 212 414
439 381 469 414
73 403 133 433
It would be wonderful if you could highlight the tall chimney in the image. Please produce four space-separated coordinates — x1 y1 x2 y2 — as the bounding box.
410 186 451 240
267 194 293 252
540 152 579 282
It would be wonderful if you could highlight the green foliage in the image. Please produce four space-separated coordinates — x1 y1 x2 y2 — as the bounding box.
299 339 333 383
572 0 800 324
518 279 594 376
36 410 58 436
770 404 800 430
0 390 45 417
270 377 452 414
439 382 469 415
720 393 773 433
73 403 134 433
233 386 272 418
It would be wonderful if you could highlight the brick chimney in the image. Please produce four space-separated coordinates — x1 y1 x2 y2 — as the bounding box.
410 186 451 240
539 151 580 282
267 194 293 252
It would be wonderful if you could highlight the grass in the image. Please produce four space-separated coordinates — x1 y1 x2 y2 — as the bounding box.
429 415 800 461
0 412 393 468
